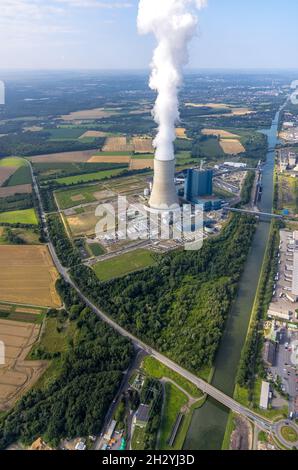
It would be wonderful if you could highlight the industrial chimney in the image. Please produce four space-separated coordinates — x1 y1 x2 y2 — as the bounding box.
149 158 179 210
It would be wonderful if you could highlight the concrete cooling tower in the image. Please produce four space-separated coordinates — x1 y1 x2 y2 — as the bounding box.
149 158 179 210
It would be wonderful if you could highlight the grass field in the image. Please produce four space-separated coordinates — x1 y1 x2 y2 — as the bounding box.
280 426 298 443
0 245 61 308
131 425 146 451
159 383 188 450
46 127 86 141
142 357 202 399
55 185 100 209
93 249 156 281
5 165 32 186
0 208 38 225
196 136 225 159
0 157 28 169
87 242 105 257
54 168 125 186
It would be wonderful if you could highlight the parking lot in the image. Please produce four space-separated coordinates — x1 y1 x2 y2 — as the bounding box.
269 326 298 413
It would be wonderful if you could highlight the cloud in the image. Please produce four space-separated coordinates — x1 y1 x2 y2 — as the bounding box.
54 0 133 8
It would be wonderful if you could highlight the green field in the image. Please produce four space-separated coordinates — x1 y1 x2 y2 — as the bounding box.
0 157 28 168
93 249 156 281
280 426 298 443
131 425 146 451
195 136 225 159
93 151 132 156
158 383 188 450
54 168 125 186
46 127 86 141
5 165 32 186
88 242 105 257
142 357 202 399
0 208 38 225
55 184 101 209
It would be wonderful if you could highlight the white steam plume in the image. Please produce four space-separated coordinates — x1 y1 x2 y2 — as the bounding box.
138 0 206 161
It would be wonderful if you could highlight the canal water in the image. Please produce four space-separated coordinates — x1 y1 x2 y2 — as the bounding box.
184 110 282 450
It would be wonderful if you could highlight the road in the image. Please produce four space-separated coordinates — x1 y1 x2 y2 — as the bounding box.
29 162 297 445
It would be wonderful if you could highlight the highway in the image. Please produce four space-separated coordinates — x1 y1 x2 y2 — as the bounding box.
29 162 294 442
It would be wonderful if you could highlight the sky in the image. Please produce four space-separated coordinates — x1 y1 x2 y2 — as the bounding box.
0 0 297 70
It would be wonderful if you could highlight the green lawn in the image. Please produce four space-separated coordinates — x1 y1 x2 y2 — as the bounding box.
131 425 146 451
159 383 188 450
142 357 202 399
281 426 298 443
0 208 38 225
54 168 125 186
93 249 156 281
35 317 73 354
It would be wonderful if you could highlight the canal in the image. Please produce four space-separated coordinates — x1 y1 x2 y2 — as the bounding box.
184 109 282 450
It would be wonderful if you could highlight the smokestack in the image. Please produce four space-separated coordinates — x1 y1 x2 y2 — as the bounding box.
149 159 179 210
137 0 206 211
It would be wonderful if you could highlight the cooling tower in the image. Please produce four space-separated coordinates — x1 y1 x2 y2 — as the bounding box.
149 158 179 210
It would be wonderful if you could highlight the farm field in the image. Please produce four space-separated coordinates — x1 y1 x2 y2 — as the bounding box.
0 208 38 225
65 209 106 237
202 128 240 139
0 167 17 186
130 158 154 170
219 139 245 154
0 319 47 411
88 154 131 164
132 137 154 153
176 127 190 140
0 184 32 198
60 107 119 121
103 136 133 153
54 168 126 186
28 150 97 164
79 130 107 139
0 245 61 308
5 165 32 186
0 302 45 323
185 103 253 116
195 136 225 159
93 249 156 281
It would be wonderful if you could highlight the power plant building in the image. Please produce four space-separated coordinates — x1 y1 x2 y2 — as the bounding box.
184 169 213 201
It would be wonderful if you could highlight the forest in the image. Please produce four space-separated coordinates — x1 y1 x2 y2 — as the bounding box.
70 215 256 374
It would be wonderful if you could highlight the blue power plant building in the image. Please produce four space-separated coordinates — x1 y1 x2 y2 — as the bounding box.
184 169 222 211
184 169 213 200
